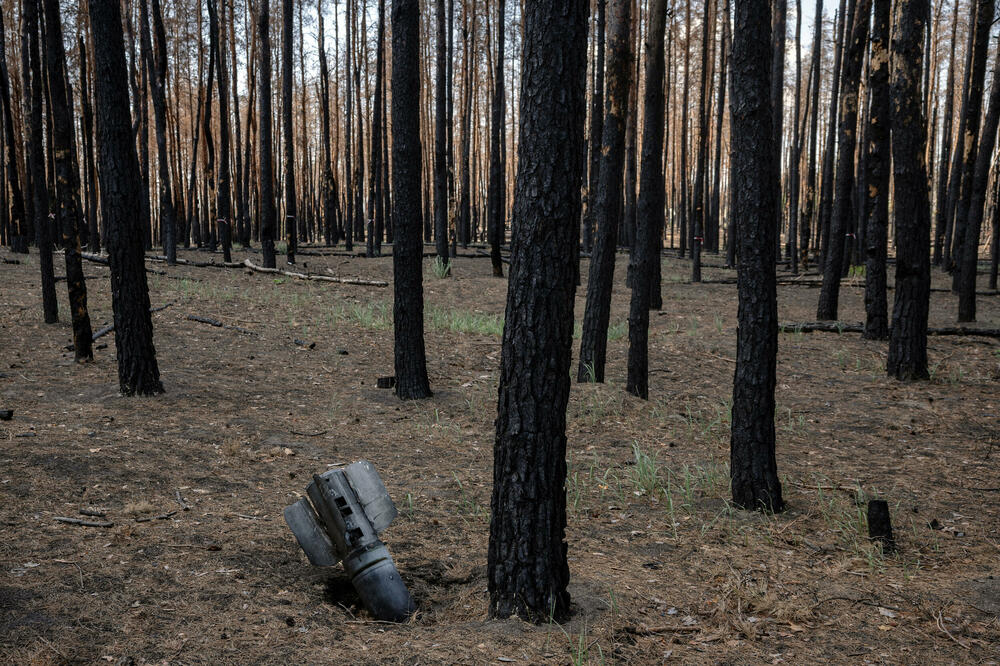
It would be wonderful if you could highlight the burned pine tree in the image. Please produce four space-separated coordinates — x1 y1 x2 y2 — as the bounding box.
583 0 606 255
0 7 26 255
817 0 871 321
282 0 297 264
23 0 57 323
729 0 783 512
487 0 507 277
626 0 667 400
690 0 715 283
79 36 99 254
367 0 387 256
956 38 1000 322
887 0 931 380
42 0 93 361
863 0 891 340
208 0 233 263
392 0 432 400
577 0 632 384
433 0 450 270
318 0 339 247
932 7 960 266
800 0 823 269
259 0 277 268
87 0 164 396
488 0 588 623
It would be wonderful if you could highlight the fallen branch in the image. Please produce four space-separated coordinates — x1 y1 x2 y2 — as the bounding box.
290 429 327 437
54 516 114 528
241 258 388 286
147 254 244 268
186 314 256 336
72 303 175 349
780 321 1000 339
622 625 703 636
135 510 178 523
78 508 107 517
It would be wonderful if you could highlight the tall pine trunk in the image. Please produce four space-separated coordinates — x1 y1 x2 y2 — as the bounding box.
863 0 890 340
258 0 277 268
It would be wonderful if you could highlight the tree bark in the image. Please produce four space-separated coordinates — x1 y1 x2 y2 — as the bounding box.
87 0 164 395
729 0 783 513
577 0 632 383
282 0 297 264
932 8 959 266
887 0 931 381
487 0 506 277
208 0 233 263
626 0 667 400
0 7 27 254
488 0 588 623
259 0 277 268
863 0 890 340
800 0 823 269
43 0 93 361
392 0 432 400
434 0 450 268
817 0 870 320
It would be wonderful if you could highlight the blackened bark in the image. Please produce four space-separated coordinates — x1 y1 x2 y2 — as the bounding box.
887 0 931 381
88 0 163 396
43 0 93 361
259 1 277 268
487 0 506 277
368 0 386 256
79 36 99 254
932 9 959 266
392 0 432 400
678 0 690 258
800 0 823 269
434 0 449 267
863 0 890 340
23 0 57 322
626 0 667 400
818 0 848 267
488 0 588 623
457 5 472 249
318 0 336 246
770 0 787 260
949 0 995 287
208 0 232 263
957 41 1000 322
577 0 632 383
787 0 802 274
0 8 26 254
989 172 999 290
282 0 296 264
692 0 715 282
729 0 783 513
817 0 870 321
709 0 730 257
584 0 606 254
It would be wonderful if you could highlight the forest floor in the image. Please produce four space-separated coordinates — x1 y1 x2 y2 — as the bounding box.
1 245 999 665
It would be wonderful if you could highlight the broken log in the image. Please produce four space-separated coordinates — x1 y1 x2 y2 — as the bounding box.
0 409 12 420
780 322 1000 339
242 258 389 287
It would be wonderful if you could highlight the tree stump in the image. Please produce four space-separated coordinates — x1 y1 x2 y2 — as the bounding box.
867 499 895 552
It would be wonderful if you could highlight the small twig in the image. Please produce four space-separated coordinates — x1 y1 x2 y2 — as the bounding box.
175 490 191 511
135 510 178 523
54 516 113 528
936 611 970 649
622 625 702 635
290 429 327 437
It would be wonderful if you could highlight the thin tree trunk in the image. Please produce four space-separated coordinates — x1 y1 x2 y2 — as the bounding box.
0 7 27 254
787 0 802 274
932 7 959 266
282 0 296 264
800 0 823 269
259 0 277 267
488 0 507 277
863 0 890 340
43 0 93 361
577 0 632 383
626 0 667 399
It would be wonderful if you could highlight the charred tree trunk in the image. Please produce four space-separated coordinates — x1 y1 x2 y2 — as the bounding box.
787 0 802 274
282 0 296 264
887 0 931 380
0 7 27 254
626 0 667 400
932 8 959 266
368 0 386 256
818 0 848 267
729 0 783 513
584 0 606 254
87 0 164 396
208 0 232 263
23 0 57 322
957 41 1000 322
691 0 715 282
487 0 506 277
771 0 787 260
817 0 870 321
79 36 99 254
392 0 432 400
800 0 823 269
259 1 277 267
43 0 93 361
709 0 730 257
433 0 450 268
948 0 995 288
577 0 632 383
488 0 588 623
863 0 890 340
678 0 690 258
